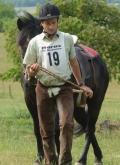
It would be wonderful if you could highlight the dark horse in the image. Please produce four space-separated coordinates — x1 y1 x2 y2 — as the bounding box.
17 11 109 165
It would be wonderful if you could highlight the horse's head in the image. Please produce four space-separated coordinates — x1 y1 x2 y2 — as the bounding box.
17 11 43 58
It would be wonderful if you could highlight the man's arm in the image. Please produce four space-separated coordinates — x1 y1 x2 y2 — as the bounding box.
23 38 39 78
69 57 83 85
69 57 93 98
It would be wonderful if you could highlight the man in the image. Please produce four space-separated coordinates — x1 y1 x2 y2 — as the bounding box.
23 3 93 165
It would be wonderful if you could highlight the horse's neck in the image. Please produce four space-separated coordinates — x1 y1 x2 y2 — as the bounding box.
18 28 38 58
75 46 93 85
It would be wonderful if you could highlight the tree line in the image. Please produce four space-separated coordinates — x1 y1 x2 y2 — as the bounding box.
0 0 120 81
0 0 46 7
108 0 120 3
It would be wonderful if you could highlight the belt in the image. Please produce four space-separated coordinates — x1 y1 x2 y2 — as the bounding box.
38 80 71 88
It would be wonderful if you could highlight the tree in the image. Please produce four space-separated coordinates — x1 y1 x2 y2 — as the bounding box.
53 0 120 81
0 2 15 32
0 19 22 81
78 22 120 80
1 0 120 81
77 0 120 30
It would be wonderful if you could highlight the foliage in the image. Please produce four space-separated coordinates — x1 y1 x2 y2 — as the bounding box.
1 0 120 81
35 3 41 16
79 23 120 80
59 16 84 34
53 0 120 81
77 0 120 30
0 19 22 81
0 2 15 32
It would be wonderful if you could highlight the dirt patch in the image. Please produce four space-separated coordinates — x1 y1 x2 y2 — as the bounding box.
98 120 120 131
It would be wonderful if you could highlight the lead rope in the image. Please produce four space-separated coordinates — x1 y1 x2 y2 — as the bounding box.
39 66 84 92
27 65 87 107
28 65 83 93
37 66 87 107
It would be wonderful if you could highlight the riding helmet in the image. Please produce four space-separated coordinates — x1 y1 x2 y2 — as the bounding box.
39 3 60 21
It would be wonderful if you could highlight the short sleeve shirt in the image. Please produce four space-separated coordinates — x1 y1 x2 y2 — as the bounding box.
23 31 76 86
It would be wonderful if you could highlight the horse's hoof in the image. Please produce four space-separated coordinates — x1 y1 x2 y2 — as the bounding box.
33 159 40 165
75 162 86 165
33 158 43 165
94 161 103 165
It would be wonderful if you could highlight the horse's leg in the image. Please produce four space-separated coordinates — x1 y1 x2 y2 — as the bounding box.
89 103 104 164
74 107 87 131
74 99 102 165
77 132 103 165
24 90 44 158
75 134 90 165
89 56 109 165
87 97 104 165
22 78 44 161
91 134 103 165
74 107 90 165
77 129 103 165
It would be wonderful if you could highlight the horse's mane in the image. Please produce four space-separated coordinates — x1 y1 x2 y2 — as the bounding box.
17 18 43 46
17 24 42 46
17 12 43 57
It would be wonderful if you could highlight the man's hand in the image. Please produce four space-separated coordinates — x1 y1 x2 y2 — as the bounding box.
26 63 39 77
80 85 93 98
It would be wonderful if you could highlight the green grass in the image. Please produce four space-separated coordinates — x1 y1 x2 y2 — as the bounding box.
0 81 37 165
99 81 120 122
0 81 120 165
73 130 120 165
0 32 120 164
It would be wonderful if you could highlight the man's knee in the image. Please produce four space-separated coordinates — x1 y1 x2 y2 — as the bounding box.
60 120 74 131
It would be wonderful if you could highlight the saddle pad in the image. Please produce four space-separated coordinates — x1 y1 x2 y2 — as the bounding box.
80 44 98 57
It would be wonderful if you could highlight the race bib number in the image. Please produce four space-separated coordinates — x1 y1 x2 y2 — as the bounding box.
48 51 60 66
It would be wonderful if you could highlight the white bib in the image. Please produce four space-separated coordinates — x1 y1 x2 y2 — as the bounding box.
36 32 72 86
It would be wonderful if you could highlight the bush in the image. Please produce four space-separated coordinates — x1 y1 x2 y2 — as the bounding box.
0 19 22 81
0 2 15 32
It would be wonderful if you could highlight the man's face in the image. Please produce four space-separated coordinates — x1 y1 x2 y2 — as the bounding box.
41 18 58 35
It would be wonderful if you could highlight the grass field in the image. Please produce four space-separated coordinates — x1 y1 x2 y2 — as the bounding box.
0 33 120 165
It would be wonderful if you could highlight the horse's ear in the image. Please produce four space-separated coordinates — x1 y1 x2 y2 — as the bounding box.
17 18 24 31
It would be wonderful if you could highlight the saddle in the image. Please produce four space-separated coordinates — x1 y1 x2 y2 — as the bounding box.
75 44 98 88
73 44 99 107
